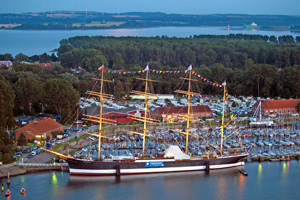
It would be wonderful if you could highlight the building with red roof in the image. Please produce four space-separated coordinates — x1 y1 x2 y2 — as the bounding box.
84 106 148 124
152 105 212 122
15 117 63 140
0 61 13 69
33 62 53 70
252 99 300 116
37 63 52 70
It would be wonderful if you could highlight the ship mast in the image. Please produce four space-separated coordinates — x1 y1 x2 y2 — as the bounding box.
220 82 226 156
129 65 158 157
83 66 116 161
174 65 199 154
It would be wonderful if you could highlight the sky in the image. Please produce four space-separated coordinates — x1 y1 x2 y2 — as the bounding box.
1 0 299 15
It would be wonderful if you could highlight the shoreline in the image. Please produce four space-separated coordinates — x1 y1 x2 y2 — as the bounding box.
0 164 69 179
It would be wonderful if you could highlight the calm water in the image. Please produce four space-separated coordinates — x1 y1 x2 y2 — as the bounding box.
1 26 300 56
1 161 299 200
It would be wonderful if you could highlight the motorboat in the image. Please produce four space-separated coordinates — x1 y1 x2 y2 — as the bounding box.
20 188 26 194
5 189 11 197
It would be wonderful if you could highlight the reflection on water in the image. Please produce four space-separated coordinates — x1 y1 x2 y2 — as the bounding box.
51 171 58 187
216 176 227 200
21 175 25 183
258 163 262 177
282 162 287 175
238 174 245 192
1 162 300 200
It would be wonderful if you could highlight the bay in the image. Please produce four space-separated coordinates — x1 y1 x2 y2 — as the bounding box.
1 161 299 200
0 26 300 56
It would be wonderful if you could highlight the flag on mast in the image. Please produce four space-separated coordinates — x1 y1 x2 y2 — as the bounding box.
185 65 192 73
98 65 104 71
144 65 149 71
222 81 226 86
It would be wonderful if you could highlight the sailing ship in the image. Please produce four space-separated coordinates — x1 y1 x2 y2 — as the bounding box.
44 65 248 176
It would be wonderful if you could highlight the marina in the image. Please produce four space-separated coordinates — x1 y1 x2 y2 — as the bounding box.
66 126 300 164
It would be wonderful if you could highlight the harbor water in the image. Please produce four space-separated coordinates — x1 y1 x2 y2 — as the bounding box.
1 161 299 200
1 26 300 56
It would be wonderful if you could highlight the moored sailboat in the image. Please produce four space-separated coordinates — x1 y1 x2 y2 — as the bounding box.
44 65 248 176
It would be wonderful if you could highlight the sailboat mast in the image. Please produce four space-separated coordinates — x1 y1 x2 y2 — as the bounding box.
220 82 226 156
142 70 149 157
98 69 104 161
185 69 192 154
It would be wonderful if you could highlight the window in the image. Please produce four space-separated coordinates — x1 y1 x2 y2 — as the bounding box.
279 109 282 113
201 114 205 117
265 111 269 115
288 109 290 113
206 113 211 117
284 109 286 113
275 109 277 114
292 109 295 113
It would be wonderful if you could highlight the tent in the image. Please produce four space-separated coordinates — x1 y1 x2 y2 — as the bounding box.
164 145 190 160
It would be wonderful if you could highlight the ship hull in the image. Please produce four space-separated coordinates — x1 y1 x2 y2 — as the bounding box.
65 154 248 176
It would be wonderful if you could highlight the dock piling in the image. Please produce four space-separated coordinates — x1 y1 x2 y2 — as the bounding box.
116 165 121 176
205 162 210 172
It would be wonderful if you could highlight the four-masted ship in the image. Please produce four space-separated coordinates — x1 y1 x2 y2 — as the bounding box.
45 65 248 176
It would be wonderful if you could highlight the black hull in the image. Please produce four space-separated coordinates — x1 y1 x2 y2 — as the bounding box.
64 154 248 176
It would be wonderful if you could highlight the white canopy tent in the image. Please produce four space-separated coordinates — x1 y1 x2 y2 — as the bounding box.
164 145 190 160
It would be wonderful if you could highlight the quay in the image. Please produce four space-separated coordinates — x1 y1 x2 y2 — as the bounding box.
0 163 69 178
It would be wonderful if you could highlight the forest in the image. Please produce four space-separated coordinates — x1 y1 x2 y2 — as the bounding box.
1 34 300 130
57 34 300 98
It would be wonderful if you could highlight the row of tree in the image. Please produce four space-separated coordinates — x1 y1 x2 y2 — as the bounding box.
0 52 57 63
58 34 300 71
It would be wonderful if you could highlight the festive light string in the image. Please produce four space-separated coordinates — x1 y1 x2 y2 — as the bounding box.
103 69 223 88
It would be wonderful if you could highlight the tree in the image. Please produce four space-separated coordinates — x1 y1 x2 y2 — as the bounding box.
269 36 278 43
15 77 43 114
60 48 84 68
0 128 13 163
17 132 27 146
80 49 108 72
0 53 13 61
114 80 125 99
296 102 300 113
15 53 31 62
0 80 15 129
13 63 43 74
43 79 80 121
112 53 125 70
40 53 52 63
